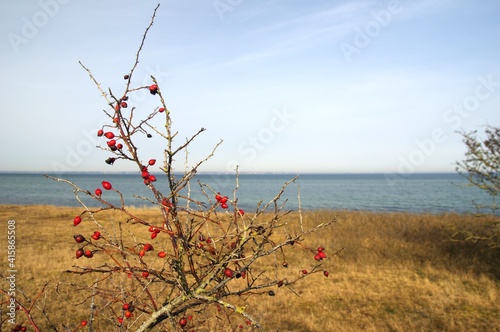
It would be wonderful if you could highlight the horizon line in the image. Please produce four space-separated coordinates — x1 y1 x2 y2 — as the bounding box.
0 170 460 175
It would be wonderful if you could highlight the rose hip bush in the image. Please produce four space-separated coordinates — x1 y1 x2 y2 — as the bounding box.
2 5 339 331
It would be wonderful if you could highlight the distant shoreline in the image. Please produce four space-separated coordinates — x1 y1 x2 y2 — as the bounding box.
0 203 479 216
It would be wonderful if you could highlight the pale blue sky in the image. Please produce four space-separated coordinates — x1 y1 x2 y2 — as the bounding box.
1 1 499 174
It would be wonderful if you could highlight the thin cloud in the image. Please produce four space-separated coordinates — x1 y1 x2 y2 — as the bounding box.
222 3 371 67
246 2 368 36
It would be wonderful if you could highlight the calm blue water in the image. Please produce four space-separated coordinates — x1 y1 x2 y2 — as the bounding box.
0 172 496 214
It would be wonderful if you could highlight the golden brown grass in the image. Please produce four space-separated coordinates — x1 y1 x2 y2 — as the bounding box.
1 205 499 331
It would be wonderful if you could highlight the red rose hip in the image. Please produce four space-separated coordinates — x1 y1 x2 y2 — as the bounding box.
149 84 158 95
224 268 234 278
75 248 84 259
91 231 101 240
73 216 82 226
102 181 112 190
104 132 115 139
73 234 85 243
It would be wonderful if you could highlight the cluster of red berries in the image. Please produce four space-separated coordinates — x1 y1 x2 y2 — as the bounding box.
139 243 154 258
73 232 98 243
121 302 135 320
138 242 166 261
315 247 331 277
141 159 157 185
97 84 160 167
215 192 229 209
196 233 218 255
295 247 331 278
120 95 128 109
314 247 327 261
113 94 129 111
71 229 98 258
148 225 161 239
75 247 94 259
97 130 123 152
214 192 246 215
91 181 112 198
73 227 101 259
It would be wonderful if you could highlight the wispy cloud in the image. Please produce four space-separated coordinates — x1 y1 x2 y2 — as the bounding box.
222 3 373 67
223 0 459 68
246 2 369 36
396 0 455 20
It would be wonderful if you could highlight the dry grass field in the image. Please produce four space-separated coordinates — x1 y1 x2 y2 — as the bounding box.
0 205 499 331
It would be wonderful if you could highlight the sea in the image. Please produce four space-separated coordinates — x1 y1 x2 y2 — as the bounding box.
0 172 496 214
